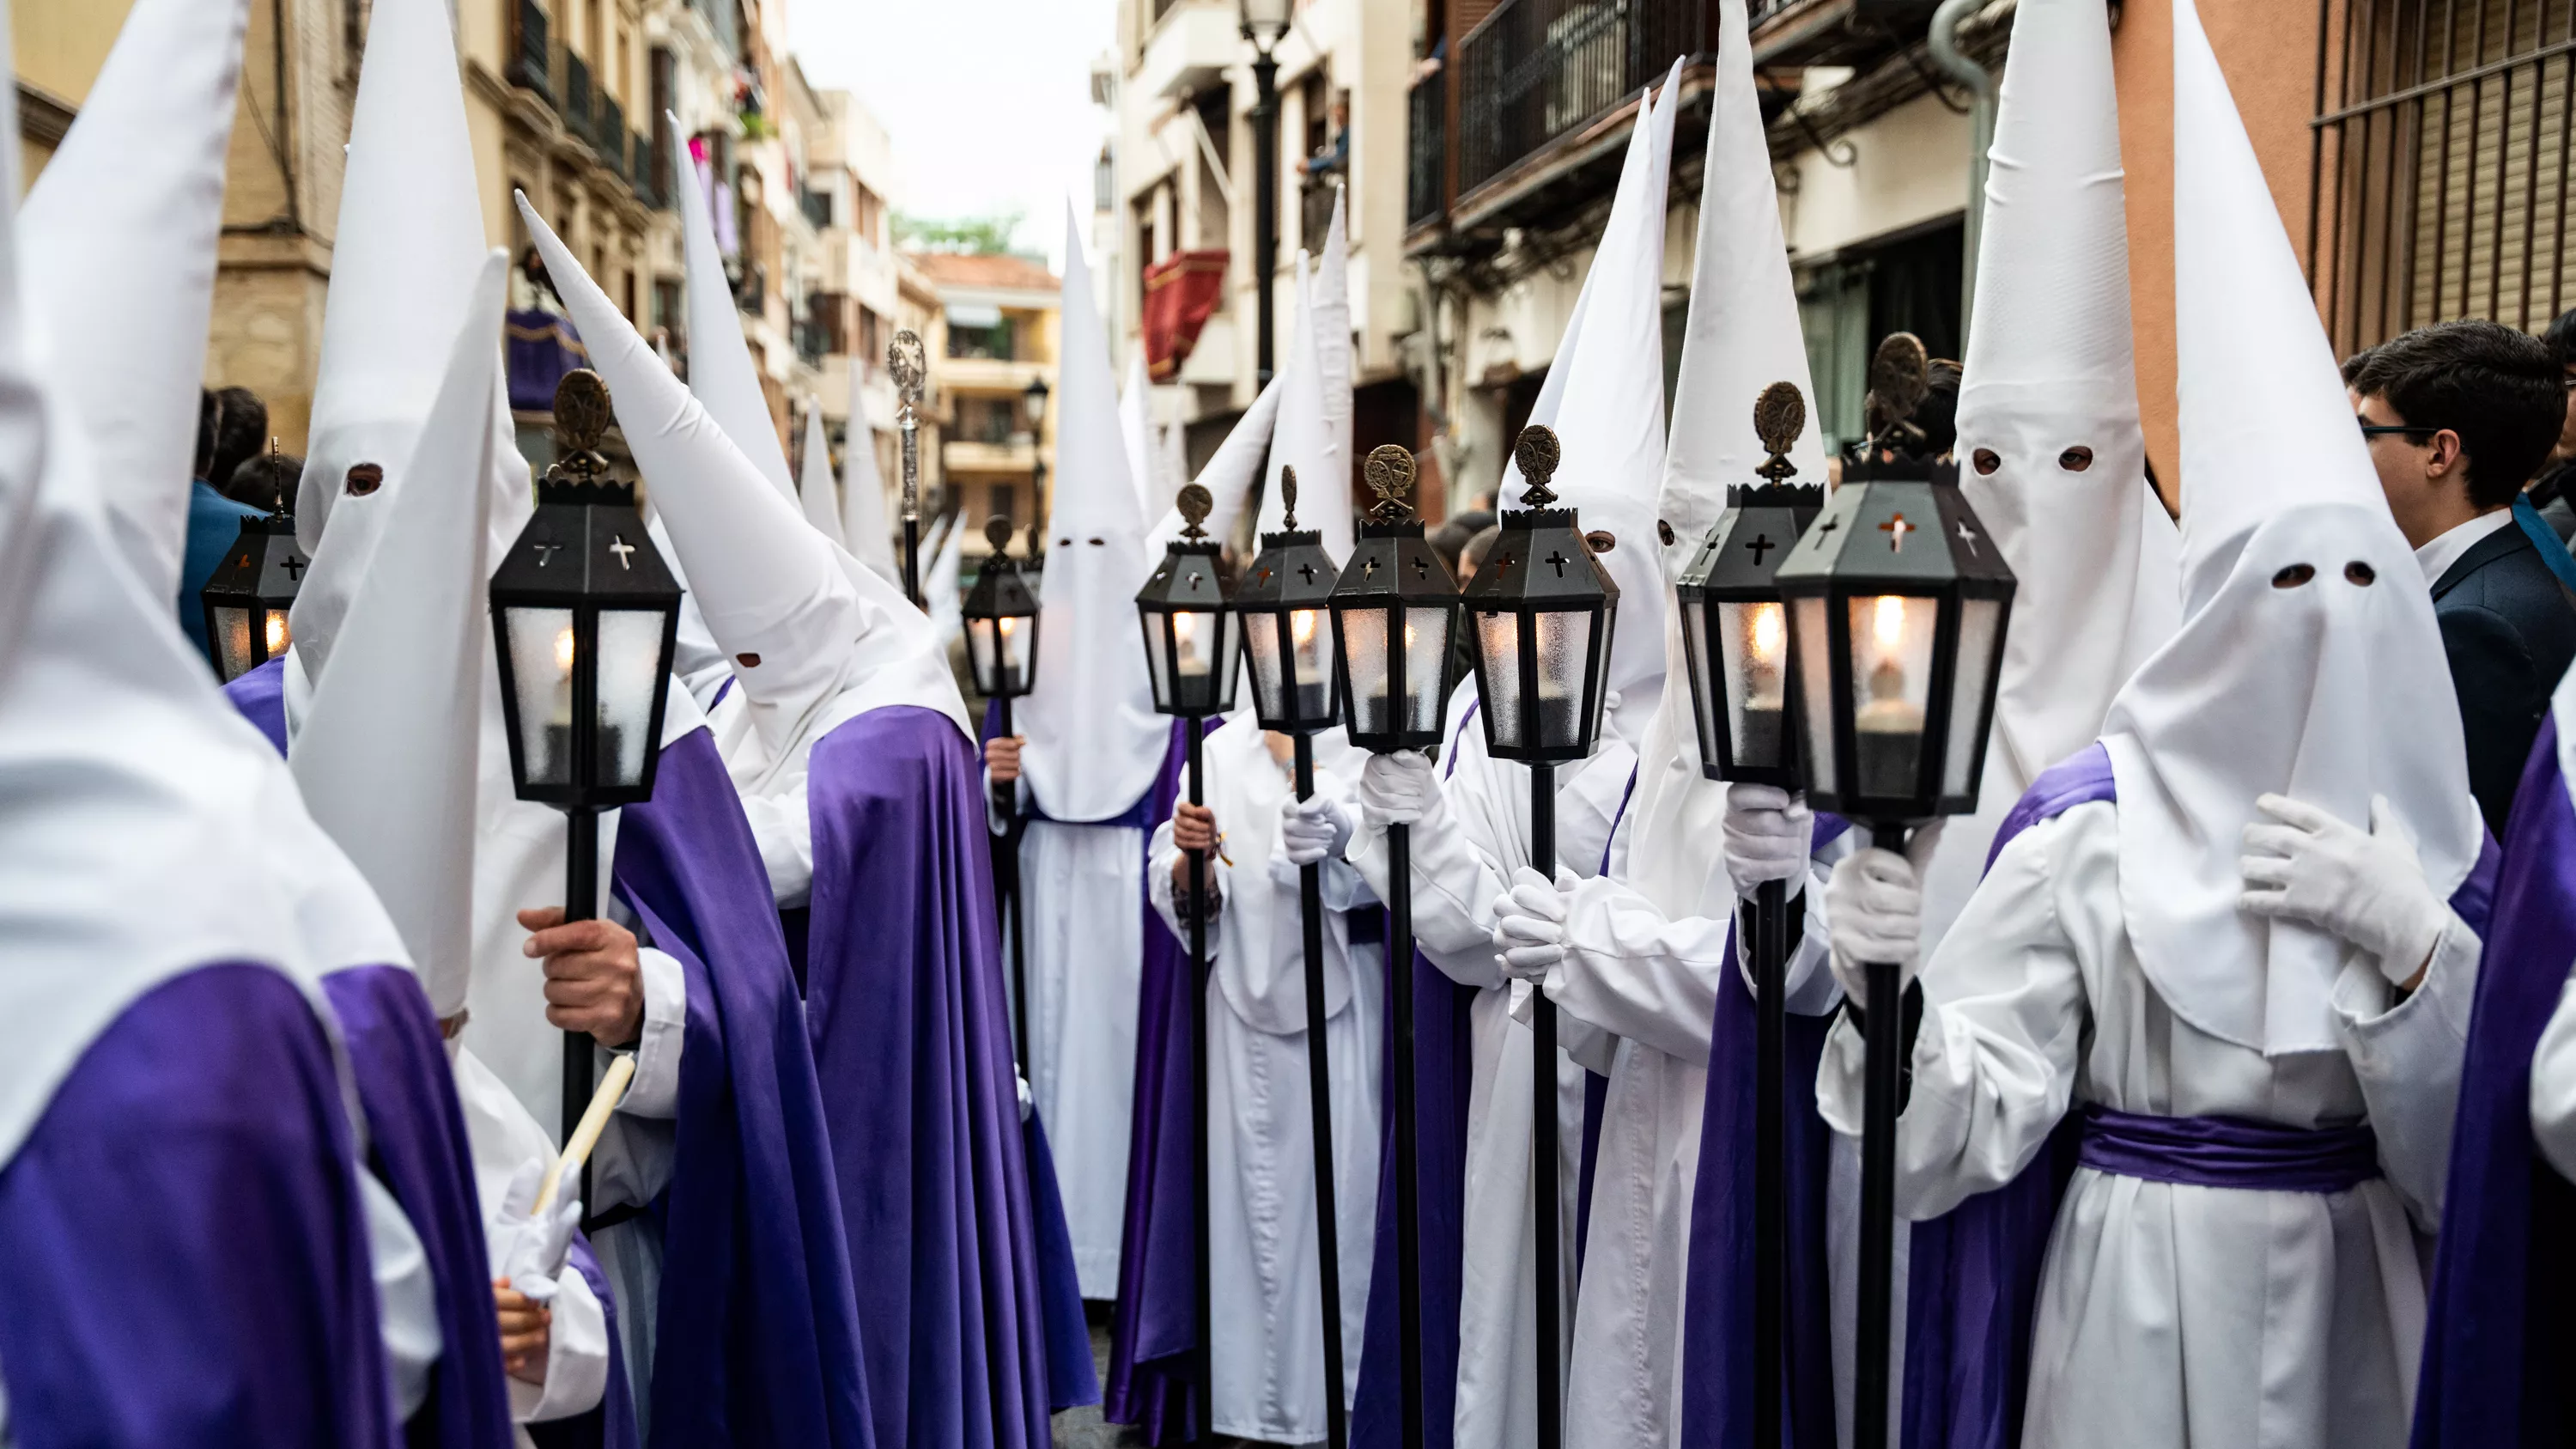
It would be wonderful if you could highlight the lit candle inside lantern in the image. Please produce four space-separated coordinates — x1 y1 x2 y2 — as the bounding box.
1855 594 1926 797
1290 607 1327 718
1739 600 1787 766
264 609 291 658
1175 611 1212 679
997 614 1022 695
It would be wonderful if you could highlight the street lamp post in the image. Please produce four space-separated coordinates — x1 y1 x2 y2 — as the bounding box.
1133 482 1241 1449
1233 466 1352 1449
487 369 685 1212
1024 374 1052 546
963 515 1043 1068
1460 424 1617 1449
200 454 310 684
890 329 928 606
1241 0 1291 384
1774 338 2014 1449
1328 443 1459 1449
1673 383 1825 1449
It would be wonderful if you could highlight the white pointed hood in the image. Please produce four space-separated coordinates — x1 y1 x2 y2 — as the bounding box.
291 253 507 1018
519 192 965 765
841 364 901 583
927 510 969 648
1315 187 1355 501
799 400 848 551
1503 64 1680 722
289 0 489 684
1626 21 1822 915
19 0 246 605
0 46 408 1165
673 112 795 502
2092 0 2476 1056
1151 374 1283 551
1259 253 1355 560
1020 204 1166 821
1121 349 1157 519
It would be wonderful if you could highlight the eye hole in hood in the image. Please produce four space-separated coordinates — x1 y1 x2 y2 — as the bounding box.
2272 563 2316 588
344 462 386 497
2344 561 2376 586
2058 446 2094 472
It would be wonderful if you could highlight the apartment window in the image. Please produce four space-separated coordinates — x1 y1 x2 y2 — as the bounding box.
2312 0 2576 350
947 315 1017 361
860 305 883 365
957 398 1020 444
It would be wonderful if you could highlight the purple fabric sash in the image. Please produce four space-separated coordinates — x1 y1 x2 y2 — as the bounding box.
320 964 516 1449
1105 718 1212 1443
611 725 877 1449
2075 1106 2379 1193
804 705 1053 1449
224 653 289 755
2411 715 2576 1448
526 1233 639 1449
0 964 398 1448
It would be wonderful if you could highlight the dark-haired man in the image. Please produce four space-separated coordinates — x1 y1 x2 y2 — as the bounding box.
2352 319 2576 835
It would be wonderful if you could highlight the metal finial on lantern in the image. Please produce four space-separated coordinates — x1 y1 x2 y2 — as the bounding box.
1513 423 1563 508
1281 465 1302 530
1754 381 1807 483
1364 444 1417 525
1177 481 1214 543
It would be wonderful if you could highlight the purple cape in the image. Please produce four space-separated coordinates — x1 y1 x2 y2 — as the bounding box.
801 704 1059 1449
1898 745 2500 1449
526 1233 639 1449
2410 715 2576 1447
1104 719 1212 1441
611 725 877 1448
0 964 398 1447
228 653 289 754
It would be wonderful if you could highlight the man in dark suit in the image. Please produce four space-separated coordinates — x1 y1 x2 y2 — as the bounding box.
2353 320 2576 837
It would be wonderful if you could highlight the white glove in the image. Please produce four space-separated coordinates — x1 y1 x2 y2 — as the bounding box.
491 1160 581 1304
1722 783 1814 897
1824 849 1923 1009
1279 795 1356 866
1491 866 1574 983
1358 750 1448 834
2240 793 2449 986
1016 1071 1036 1124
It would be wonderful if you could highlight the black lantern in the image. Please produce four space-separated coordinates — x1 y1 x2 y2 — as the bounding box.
1022 375 1052 432
963 515 1041 699
1676 383 1826 789
1462 424 1618 764
1135 482 1240 720
1236 466 1341 734
489 371 684 813
1331 444 1457 753
199 483 309 683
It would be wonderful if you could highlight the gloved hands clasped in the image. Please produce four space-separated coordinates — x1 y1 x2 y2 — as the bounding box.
1357 751 1448 836
1279 795 1356 866
1491 865 1579 983
1824 848 1923 1010
1722 783 1814 898
2239 793 2449 988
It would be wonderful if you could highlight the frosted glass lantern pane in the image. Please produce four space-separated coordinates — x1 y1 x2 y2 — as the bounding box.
999 613 1033 693
1942 598 2002 798
1401 606 1449 734
1718 600 1792 774
1140 612 1173 711
504 606 577 787
1211 607 1241 710
1173 608 1227 711
1534 606 1592 750
1793 595 1835 795
1289 607 1330 721
594 608 665 788
1845 594 1937 800
1342 606 1393 734
212 606 256 682
1475 609 1523 749
1244 612 1288 719
966 617 1000 691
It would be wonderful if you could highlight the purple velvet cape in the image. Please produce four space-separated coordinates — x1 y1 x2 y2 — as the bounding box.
610 725 877 1448
1893 745 2499 1449
2410 715 2576 1447
0 964 399 1448
1103 719 1214 1441
801 704 1060 1449
223 660 516 1449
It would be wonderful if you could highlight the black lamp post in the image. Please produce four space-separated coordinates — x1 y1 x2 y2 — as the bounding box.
489 369 684 1208
1673 382 1825 1449
1234 466 1351 1449
964 514 1042 1068
1773 338 2013 1449
1461 423 1616 1449
200 469 310 683
1328 443 1458 1449
1240 0 1291 384
1024 374 1052 555
1133 481 1238 1449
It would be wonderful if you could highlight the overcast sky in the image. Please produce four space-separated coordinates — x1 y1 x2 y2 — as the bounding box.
787 0 1120 266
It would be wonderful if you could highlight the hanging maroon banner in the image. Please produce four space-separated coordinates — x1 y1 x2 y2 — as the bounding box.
1142 249 1229 381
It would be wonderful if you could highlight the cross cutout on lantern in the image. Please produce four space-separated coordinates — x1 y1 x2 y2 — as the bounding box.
1880 514 1913 551
534 540 564 568
1545 550 1570 578
283 554 307 581
1297 562 1318 587
1955 520 1982 555
1745 533 1777 566
610 537 635 569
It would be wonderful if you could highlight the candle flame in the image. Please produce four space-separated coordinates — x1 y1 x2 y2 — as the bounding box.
556 626 577 673
1750 602 1784 665
265 611 289 654
998 616 1017 637
1872 595 1906 652
1291 609 1318 645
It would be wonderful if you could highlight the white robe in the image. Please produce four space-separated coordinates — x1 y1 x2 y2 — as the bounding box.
1146 715 1382 1443
1815 799 2477 1449
1344 680 1642 1449
2529 968 2576 1180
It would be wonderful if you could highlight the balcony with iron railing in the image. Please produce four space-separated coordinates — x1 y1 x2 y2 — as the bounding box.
566 53 593 138
1407 71 1446 230
597 95 626 175
510 0 551 99
1455 0 1712 200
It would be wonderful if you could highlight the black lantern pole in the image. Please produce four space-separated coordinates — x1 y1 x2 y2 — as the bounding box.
1024 375 1053 543
1461 424 1618 1449
1134 482 1241 1449
963 514 1043 1067
489 370 685 1214
1240 0 1290 384
890 329 928 607
1235 466 1351 1449
1674 383 1826 1446
1774 338 2014 1449
1328 443 1459 1449
199 441 310 683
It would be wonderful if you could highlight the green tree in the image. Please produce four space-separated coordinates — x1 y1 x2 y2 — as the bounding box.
893 210 1025 256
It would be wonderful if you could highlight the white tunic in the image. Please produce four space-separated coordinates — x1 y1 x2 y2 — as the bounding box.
1815 799 2477 1449
1146 715 1382 1443
2525 969 2576 1179
1344 681 1640 1449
